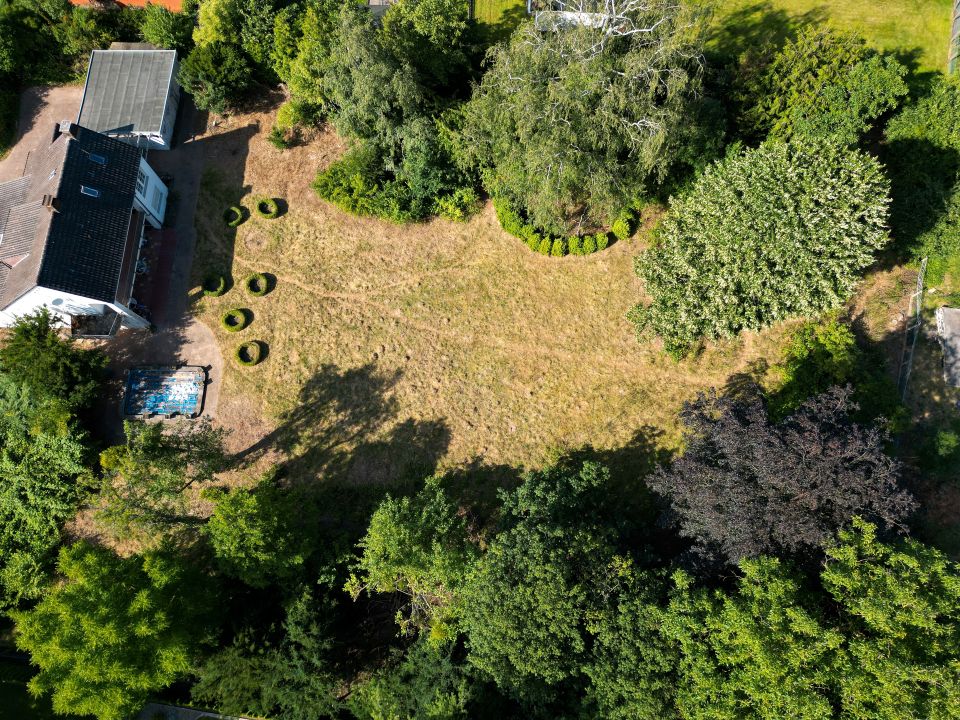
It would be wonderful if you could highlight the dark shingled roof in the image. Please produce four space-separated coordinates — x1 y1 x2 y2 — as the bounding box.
78 49 177 136
0 123 141 308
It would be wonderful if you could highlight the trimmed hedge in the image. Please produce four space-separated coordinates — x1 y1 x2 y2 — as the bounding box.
203 274 227 297
256 197 281 219
220 309 249 332
236 341 264 366
245 273 270 297
224 206 245 227
492 198 624 257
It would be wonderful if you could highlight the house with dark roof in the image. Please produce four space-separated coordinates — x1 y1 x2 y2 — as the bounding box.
0 122 169 334
78 47 180 150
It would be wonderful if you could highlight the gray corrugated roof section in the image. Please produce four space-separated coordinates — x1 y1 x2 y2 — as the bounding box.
936 306 960 387
78 49 177 135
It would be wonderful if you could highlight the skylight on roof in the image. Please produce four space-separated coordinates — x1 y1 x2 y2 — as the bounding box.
89 153 107 165
80 186 101 198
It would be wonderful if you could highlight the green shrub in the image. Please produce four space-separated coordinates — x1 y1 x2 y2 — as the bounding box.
435 187 481 222
235 341 264 366
267 126 292 150
633 139 890 357
203 274 227 297
611 214 632 241
494 197 526 237
596 232 609 251
245 273 270 297
537 237 552 255
551 238 568 256
256 197 281 219
525 232 541 251
276 101 306 132
220 309 249 333
582 235 597 254
224 206 245 227
568 236 583 256
313 145 418 223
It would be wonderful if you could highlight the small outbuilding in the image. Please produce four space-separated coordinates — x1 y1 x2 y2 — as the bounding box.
78 47 180 150
936 306 960 387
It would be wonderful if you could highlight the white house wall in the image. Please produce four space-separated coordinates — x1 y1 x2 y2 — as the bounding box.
0 286 106 328
135 157 168 229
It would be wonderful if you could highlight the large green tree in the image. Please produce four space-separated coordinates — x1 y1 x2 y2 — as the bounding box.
0 375 88 606
347 475 477 639
11 542 218 720
632 138 890 356
734 27 907 144
0 308 107 411
459 461 624 694
204 470 314 588
459 0 714 235
191 587 341 719
822 520 960 717
98 419 227 540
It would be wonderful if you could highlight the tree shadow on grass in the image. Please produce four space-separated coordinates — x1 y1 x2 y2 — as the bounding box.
233 363 452 540
882 138 960 269
706 1 828 61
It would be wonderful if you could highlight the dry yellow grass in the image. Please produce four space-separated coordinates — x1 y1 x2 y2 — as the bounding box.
189 110 800 486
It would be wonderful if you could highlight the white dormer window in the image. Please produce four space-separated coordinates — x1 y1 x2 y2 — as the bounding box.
80 186 100 198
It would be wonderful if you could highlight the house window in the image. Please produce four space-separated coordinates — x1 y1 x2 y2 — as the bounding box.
151 186 163 211
89 153 107 166
137 168 148 195
80 186 100 198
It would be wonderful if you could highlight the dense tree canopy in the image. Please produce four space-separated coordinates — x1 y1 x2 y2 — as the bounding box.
735 27 907 144
459 461 622 693
314 0 478 222
98 420 227 540
648 386 915 569
347 475 477 638
0 375 88 607
0 308 107 412
460 0 715 235
885 75 960 279
205 470 314 588
11 542 217 720
632 138 890 356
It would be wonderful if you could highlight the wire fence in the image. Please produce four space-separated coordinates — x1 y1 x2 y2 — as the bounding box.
951 0 960 72
897 257 927 402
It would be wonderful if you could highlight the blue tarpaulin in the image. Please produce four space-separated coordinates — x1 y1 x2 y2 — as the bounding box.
124 366 205 418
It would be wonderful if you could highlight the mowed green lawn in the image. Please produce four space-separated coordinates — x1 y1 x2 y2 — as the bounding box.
708 0 952 72
474 0 952 72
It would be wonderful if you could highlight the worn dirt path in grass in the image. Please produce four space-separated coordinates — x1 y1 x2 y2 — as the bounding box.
189 106 796 487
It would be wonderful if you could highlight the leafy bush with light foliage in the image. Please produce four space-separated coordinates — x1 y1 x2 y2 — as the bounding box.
632 139 890 357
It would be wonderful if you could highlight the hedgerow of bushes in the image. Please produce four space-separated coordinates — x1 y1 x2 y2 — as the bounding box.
494 199 633 257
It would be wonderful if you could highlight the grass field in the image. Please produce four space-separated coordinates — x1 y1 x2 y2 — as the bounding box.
190 113 796 488
473 0 952 72
708 0 952 72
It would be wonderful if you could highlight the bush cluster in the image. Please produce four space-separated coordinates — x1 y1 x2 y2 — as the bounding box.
235 341 264 367
202 274 227 298
220 309 249 333
493 199 624 257
224 206 245 228
245 273 270 297
256 198 281 219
